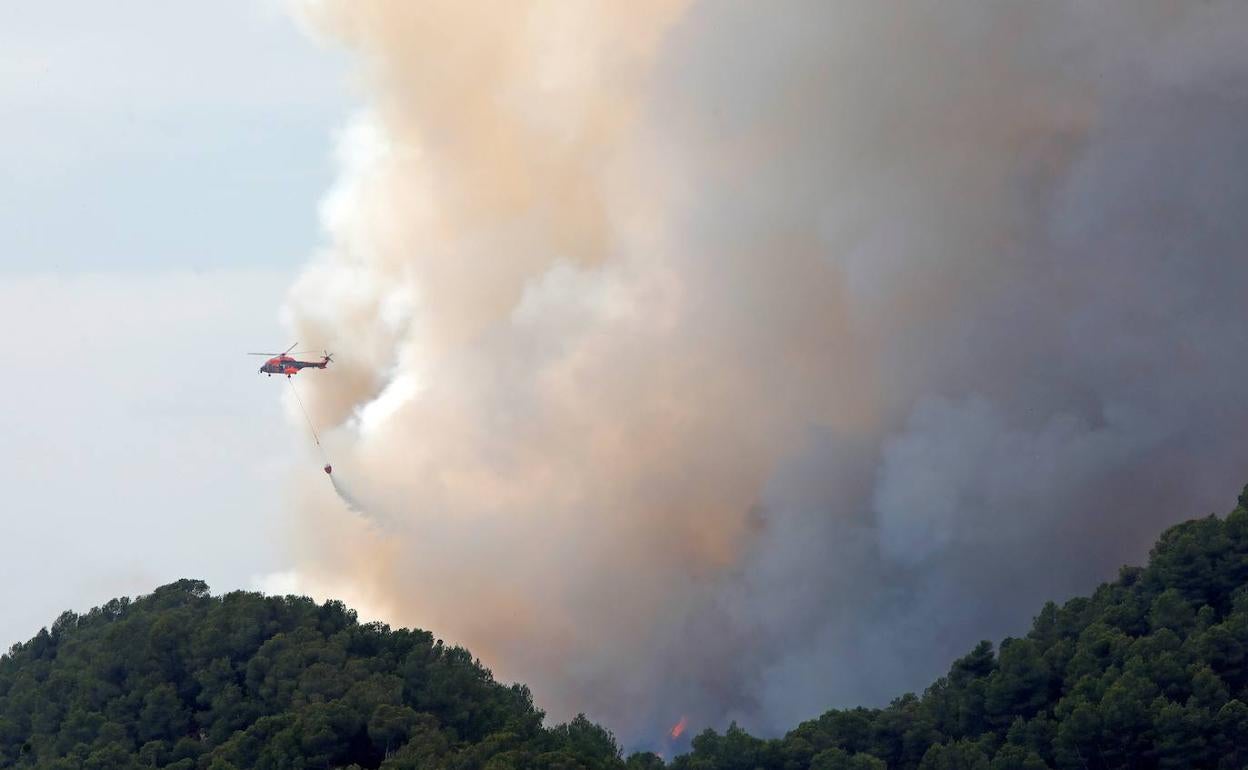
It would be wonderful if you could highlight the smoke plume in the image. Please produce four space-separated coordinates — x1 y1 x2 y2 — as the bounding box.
282 0 1248 745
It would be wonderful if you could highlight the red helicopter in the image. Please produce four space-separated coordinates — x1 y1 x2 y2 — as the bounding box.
249 343 333 377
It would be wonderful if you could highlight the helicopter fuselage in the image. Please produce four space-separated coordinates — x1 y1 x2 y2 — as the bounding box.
259 355 330 377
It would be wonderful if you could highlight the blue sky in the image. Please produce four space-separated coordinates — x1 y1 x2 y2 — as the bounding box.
1 0 349 272
0 1 353 646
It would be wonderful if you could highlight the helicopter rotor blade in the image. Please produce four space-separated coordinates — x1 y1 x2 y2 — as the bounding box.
283 342 299 355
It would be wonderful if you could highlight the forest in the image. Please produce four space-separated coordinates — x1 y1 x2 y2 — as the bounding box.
4 486 1248 769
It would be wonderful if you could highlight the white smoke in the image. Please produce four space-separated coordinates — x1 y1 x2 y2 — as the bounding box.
281 0 1248 746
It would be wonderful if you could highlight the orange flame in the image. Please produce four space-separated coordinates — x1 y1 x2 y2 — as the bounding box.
669 716 688 739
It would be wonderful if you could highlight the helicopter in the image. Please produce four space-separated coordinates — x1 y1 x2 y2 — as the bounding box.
248 343 333 377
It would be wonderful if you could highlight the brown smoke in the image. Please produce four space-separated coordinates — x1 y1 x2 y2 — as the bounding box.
282 0 1248 746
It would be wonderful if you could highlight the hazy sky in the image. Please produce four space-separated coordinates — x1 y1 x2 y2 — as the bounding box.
8 2 1248 750
0 0 351 648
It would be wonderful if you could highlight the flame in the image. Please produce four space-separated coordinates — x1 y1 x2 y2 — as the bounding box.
669 716 688 739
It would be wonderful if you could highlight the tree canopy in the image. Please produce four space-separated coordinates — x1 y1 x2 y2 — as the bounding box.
5 486 1248 769
670 487 1248 770
0 580 622 769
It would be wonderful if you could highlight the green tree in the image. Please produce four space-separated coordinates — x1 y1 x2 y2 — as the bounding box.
137 683 189 743
1152 699 1208 769
1150 589 1196 634
811 746 887 770
985 639 1050 723
918 740 989 770
988 744 1048 770
624 752 666 770
369 704 422 757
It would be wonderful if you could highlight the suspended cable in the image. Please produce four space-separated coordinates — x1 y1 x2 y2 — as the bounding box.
286 377 321 447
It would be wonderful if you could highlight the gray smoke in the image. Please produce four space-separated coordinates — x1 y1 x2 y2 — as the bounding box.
282 0 1248 747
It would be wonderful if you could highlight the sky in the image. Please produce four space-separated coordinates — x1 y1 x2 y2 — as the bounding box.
0 0 351 648
6 0 1248 752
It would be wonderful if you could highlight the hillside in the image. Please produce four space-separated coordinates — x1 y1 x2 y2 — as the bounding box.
4 487 1248 770
671 487 1248 770
0 582 623 770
